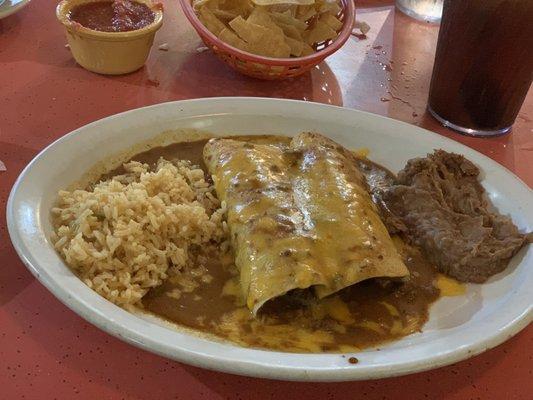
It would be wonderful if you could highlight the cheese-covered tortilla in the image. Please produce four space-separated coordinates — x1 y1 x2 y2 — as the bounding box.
204 138 324 314
290 132 409 297
204 133 408 314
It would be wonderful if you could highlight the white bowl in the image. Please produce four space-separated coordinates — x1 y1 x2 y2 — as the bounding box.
7 98 532 381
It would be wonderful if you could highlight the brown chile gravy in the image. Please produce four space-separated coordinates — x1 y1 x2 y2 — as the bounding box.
108 135 440 352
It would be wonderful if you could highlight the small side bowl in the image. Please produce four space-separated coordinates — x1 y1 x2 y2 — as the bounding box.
57 0 163 75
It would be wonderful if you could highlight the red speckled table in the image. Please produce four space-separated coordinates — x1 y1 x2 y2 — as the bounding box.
1 1 532 399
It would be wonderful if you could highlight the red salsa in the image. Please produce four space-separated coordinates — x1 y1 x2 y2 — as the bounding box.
69 0 155 32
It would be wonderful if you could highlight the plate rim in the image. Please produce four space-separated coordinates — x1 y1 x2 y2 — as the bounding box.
6 97 533 381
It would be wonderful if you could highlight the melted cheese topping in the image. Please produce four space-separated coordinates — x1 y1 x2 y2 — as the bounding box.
436 274 466 296
204 133 408 314
292 133 408 297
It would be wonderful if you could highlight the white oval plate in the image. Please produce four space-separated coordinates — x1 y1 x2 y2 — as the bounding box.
7 98 532 381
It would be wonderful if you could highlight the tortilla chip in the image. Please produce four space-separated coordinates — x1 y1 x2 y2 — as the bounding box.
193 0 213 10
248 30 291 57
320 12 342 31
221 0 254 15
247 8 284 36
229 15 290 57
199 6 227 36
270 11 308 31
285 36 304 56
319 0 341 15
296 5 316 22
218 27 250 51
276 21 303 40
229 16 266 43
212 9 239 20
301 42 315 56
269 4 298 16
304 20 337 45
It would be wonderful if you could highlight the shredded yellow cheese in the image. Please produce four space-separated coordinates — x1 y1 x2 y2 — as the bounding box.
436 274 466 296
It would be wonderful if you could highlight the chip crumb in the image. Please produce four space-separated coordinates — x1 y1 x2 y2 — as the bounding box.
158 43 169 51
357 21 371 35
352 21 371 39
196 46 209 53
0 160 6 172
64 43 70 48
348 357 359 364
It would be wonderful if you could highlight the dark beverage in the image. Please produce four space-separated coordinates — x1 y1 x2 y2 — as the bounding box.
428 0 533 136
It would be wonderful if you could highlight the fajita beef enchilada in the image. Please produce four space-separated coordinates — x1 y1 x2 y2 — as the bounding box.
204 133 409 314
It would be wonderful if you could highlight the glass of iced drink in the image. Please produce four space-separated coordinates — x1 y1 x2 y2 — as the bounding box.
427 0 533 136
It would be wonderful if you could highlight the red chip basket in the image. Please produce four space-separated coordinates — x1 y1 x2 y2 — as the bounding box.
179 0 355 80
